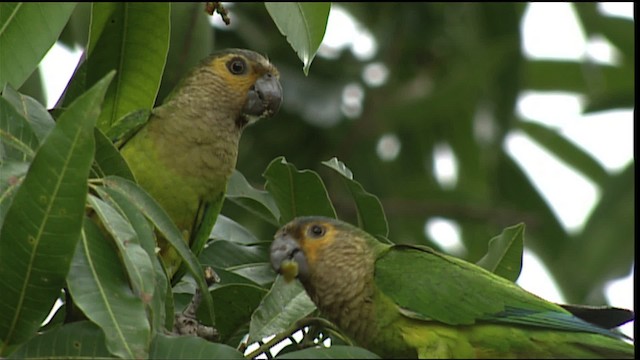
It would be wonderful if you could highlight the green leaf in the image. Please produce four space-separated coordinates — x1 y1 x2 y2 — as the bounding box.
202 284 268 342
250 275 316 343
149 333 245 359
8 321 115 359
92 127 135 180
226 169 280 225
263 156 336 224
517 120 610 187
94 185 170 332
0 72 113 356
67 219 150 359
102 175 215 326
476 223 525 282
2 84 55 142
323 157 389 238
105 108 151 145
0 3 77 89
265 2 330 75
0 96 38 161
200 240 270 269
0 160 29 228
276 345 381 359
86 3 170 130
210 214 261 244
87 194 155 303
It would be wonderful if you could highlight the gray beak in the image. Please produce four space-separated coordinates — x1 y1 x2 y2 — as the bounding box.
243 73 282 118
270 230 309 282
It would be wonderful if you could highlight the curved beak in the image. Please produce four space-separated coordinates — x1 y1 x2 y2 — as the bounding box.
270 229 308 282
243 73 283 119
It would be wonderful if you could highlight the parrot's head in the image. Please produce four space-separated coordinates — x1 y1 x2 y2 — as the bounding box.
176 48 283 128
270 216 380 289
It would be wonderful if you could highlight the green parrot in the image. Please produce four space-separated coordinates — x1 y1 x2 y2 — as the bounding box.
120 48 282 277
270 216 634 359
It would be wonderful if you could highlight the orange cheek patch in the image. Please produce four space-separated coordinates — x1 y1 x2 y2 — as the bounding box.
299 227 337 265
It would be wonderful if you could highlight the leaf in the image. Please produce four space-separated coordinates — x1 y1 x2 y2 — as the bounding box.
263 156 336 224
8 321 115 359
201 284 268 342
0 3 77 89
265 2 330 75
517 120 610 187
67 219 150 359
476 223 525 282
1 84 55 142
92 127 135 180
226 169 280 225
323 158 389 238
87 194 155 303
0 96 38 161
250 275 316 342
102 175 215 326
0 72 113 356
149 333 245 359
85 3 170 130
276 345 380 359
0 160 29 229
210 214 261 244
199 240 270 269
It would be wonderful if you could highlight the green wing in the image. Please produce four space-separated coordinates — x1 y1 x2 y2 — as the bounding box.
375 244 623 338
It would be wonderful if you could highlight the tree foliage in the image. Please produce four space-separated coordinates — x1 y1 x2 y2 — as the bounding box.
0 2 633 358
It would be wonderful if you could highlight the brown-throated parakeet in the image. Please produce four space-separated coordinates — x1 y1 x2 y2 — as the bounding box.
270 216 634 359
120 49 281 277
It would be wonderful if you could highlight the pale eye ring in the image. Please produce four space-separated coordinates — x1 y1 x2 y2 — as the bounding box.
227 58 247 75
309 224 325 238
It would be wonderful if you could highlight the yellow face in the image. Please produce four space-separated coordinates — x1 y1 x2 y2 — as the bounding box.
207 51 279 95
295 220 339 266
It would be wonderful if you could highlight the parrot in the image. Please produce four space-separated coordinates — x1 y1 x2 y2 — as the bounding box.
270 216 634 359
120 48 282 278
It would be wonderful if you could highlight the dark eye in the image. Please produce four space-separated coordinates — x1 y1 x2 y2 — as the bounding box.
308 224 325 238
227 57 247 75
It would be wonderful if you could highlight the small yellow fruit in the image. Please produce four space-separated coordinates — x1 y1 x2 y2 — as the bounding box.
280 260 299 283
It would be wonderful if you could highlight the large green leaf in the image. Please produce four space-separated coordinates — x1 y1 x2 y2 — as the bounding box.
67 219 150 359
226 169 280 225
0 96 38 161
263 156 336 224
250 276 316 343
1 85 55 142
86 3 170 130
265 2 330 75
0 72 113 356
323 157 389 238
0 160 29 227
0 3 77 89
101 175 215 326
8 321 115 359
476 223 525 283
149 333 245 359
92 127 135 180
210 214 261 245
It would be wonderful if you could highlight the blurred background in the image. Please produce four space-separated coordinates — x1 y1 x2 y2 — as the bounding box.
31 2 633 337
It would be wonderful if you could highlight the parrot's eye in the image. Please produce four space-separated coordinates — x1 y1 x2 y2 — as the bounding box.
227 57 247 75
308 224 325 238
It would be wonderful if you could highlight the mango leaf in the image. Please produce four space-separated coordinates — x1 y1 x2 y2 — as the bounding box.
0 160 29 229
102 175 215 326
8 321 115 359
85 3 170 130
0 96 38 161
263 156 336 224
149 333 245 359
276 345 380 359
87 194 155 303
250 275 316 343
94 185 170 332
226 169 280 225
200 240 270 269
0 3 77 89
265 2 330 75
0 72 113 356
210 214 261 244
323 157 389 238
92 127 135 180
476 223 525 283
67 219 150 359
2 85 55 142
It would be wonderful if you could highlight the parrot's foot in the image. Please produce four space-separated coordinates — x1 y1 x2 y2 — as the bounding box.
172 267 220 341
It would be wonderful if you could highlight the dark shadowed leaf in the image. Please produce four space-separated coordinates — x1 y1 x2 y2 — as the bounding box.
276 345 380 359
149 333 245 359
